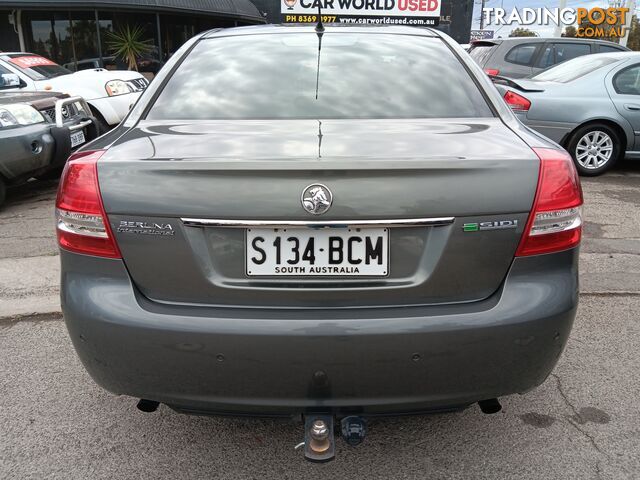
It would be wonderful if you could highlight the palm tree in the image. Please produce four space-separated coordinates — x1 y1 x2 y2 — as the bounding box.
106 25 153 71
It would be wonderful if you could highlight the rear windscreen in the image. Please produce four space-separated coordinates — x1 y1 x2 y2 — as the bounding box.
147 33 493 120
532 54 619 83
468 44 496 65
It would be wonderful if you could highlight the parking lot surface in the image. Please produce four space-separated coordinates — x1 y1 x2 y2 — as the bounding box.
1 164 639 479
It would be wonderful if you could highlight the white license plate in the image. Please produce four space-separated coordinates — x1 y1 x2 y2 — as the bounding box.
246 227 389 276
70 130 85 148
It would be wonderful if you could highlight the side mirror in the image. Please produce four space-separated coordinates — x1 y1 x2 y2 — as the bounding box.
0 73 22 88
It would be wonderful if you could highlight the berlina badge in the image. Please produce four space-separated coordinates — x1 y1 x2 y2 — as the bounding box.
301 184 332 215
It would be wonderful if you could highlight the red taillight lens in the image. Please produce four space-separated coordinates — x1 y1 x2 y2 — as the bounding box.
516 148 583 257
503 90 531 112
484 68 500 76
56 150 121 258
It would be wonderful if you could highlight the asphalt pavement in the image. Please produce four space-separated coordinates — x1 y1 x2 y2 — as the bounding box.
1 163 639 479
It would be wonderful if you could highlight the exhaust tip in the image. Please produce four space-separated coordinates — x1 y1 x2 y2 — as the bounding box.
137 399 159 413
478 398 502 414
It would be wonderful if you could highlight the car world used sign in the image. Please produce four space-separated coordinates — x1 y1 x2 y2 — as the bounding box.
282 0 441 26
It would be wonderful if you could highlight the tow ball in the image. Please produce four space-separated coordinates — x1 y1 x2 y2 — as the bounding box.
296 415 367 462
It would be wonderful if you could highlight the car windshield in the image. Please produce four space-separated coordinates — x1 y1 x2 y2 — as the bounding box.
531 54 620 83
148 32 493 120
2 54 71 80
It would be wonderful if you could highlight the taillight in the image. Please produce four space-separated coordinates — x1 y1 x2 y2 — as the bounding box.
484 68 500 76
56 150 121 258
516 148 583 257
503 90 531 112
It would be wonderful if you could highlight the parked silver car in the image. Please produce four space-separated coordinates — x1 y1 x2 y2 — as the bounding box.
57 25 583 460
496 52 640 175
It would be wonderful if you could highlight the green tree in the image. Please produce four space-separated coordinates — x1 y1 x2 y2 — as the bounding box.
563 25 577 37
106 25 152 71
626 15 640 51
509 28 537 37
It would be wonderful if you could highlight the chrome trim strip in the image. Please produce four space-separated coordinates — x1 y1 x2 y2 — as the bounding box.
526 124 571 130
181 217 455 228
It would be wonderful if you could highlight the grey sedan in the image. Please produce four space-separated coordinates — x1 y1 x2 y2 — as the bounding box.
495 52 640 175
56 25 582 460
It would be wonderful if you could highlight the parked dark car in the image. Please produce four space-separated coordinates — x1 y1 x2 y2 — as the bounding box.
63 54 162 76
63 56 122 72
57 25 583 461
0 90 98 206
469 37 629 78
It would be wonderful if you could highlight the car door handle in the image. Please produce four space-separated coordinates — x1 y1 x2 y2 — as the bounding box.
624 104 640 111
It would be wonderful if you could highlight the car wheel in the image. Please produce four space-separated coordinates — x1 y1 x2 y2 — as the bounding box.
94 115 110 135
0 178 6 208
567 124 620 176
89 109 111 136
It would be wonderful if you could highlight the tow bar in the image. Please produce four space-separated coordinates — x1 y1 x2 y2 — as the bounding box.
295 415 367 462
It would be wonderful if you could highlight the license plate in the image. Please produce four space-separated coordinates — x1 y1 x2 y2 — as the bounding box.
70 130 85 148
246 227 389 276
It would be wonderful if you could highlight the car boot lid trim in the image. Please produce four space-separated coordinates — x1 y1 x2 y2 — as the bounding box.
180 217 456 228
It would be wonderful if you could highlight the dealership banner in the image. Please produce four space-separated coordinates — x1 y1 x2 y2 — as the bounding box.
282 0 440 26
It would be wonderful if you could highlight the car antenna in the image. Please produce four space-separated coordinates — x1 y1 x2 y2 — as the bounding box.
316 3 325 33
315 3 324 100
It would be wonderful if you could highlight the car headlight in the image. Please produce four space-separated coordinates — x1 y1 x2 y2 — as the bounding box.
0 104 45 128
105 80 133 96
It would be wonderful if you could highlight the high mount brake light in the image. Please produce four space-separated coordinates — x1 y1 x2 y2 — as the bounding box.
503 90 531 112
516 148 583 257
485 68 500 76
55 149 121 258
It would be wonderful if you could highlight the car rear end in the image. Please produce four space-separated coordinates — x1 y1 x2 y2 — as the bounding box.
58 26 582 417
468 39 502 76
495 54 624 144
493 77 560 140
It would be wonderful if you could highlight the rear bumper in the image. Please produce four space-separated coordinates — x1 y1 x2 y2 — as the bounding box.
515 113 575 145
61 248 578 417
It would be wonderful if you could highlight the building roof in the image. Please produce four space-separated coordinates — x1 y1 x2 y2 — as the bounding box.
0 0 265 21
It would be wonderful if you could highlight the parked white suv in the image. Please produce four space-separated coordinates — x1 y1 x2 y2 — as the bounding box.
0 53 148 130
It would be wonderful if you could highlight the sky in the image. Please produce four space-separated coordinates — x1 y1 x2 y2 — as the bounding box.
470 0 632 37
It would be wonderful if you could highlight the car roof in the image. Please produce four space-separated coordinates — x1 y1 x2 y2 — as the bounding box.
68 57 114 63
202 24 441 39
585 51 640 59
